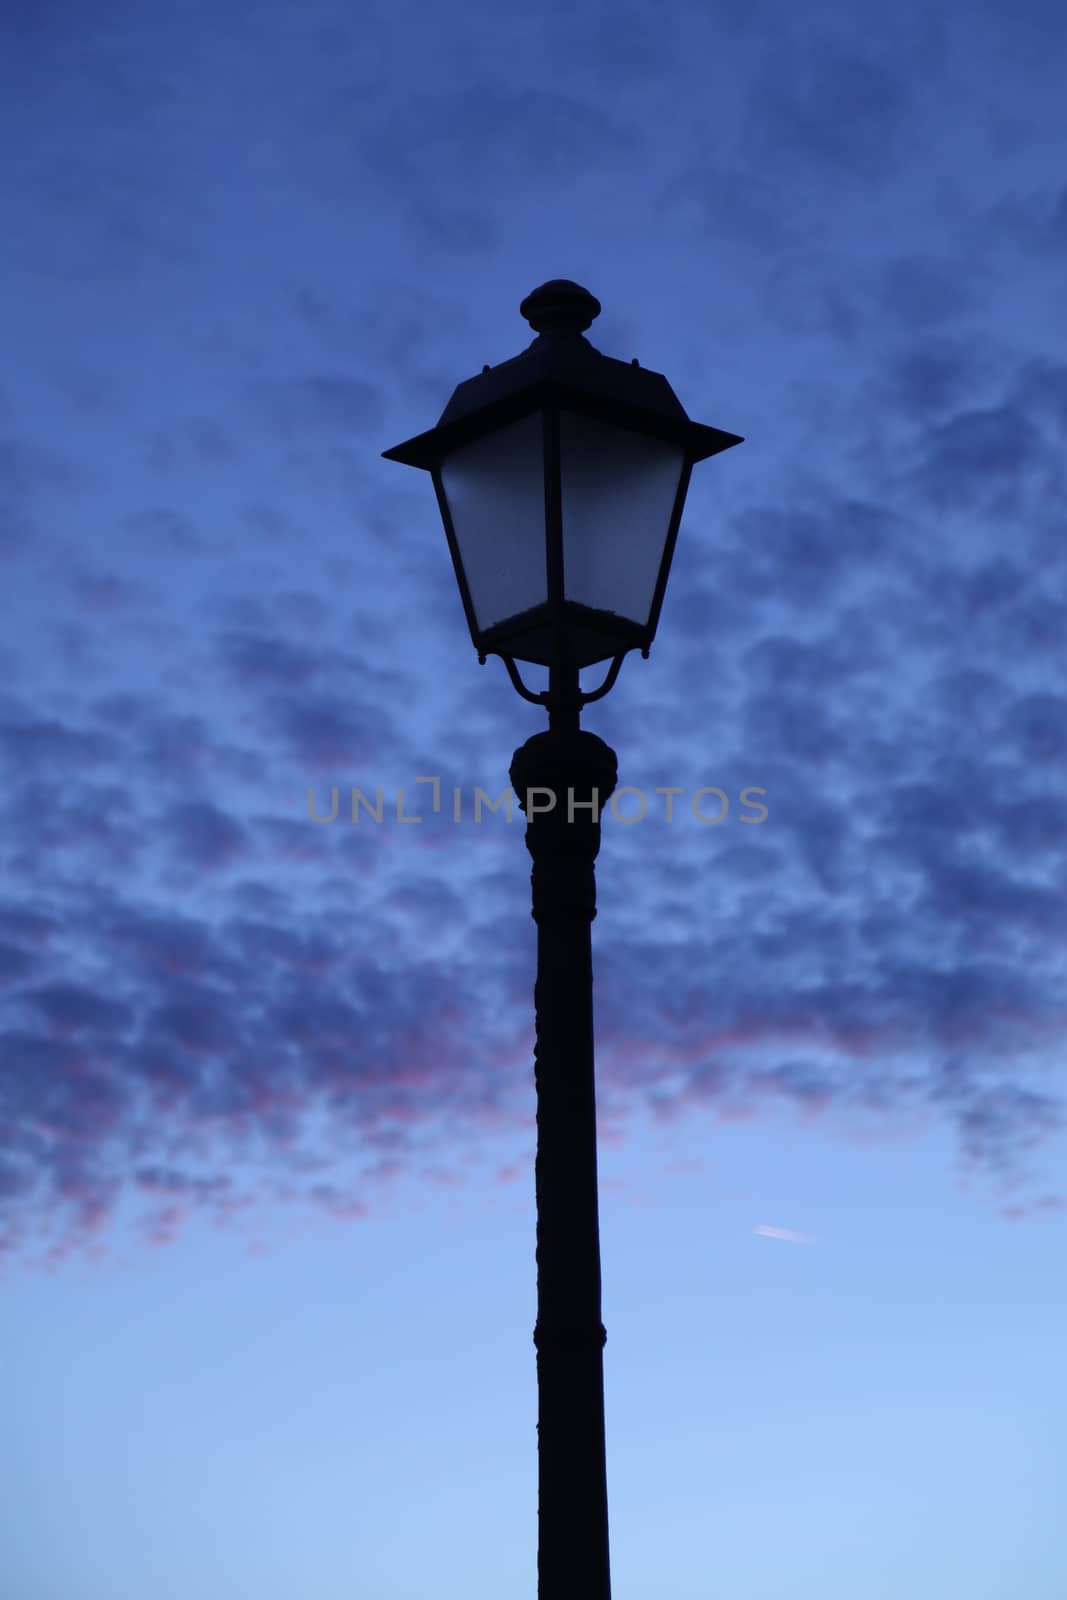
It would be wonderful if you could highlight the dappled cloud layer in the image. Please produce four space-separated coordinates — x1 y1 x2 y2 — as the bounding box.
2 0 1065 1268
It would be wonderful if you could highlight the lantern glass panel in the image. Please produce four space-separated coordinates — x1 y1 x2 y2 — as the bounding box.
559 410 686 626
438 412 547 633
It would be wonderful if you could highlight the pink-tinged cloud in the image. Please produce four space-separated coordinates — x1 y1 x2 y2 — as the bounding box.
2 746 1065 1274
76 573 133 614
1001 1193 1067 1222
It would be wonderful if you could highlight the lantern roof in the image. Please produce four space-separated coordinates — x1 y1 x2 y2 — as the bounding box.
382 279 743 471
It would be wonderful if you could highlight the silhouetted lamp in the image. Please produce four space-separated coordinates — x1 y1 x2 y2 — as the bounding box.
382 279 742 725
381 280 743 1600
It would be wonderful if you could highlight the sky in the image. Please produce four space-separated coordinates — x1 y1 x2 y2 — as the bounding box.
3 1 1067 1596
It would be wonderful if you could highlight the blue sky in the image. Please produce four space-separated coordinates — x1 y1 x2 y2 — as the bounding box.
3 0 1067 1595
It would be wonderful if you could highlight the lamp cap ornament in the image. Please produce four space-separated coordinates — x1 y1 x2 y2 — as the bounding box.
519 279 602 337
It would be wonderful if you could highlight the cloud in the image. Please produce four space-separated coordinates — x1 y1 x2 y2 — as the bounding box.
744 49 911 183
253 375 386 436
362 84 644 189
912 405 1049 513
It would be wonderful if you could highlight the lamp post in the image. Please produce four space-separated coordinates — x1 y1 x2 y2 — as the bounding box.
383 279 741 1599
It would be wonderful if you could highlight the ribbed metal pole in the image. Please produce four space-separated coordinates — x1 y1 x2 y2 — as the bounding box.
509 725 618 1600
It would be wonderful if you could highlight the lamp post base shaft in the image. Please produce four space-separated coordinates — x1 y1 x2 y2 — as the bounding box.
510 728 618 1600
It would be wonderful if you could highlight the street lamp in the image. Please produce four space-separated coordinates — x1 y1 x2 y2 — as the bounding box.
383 279 742 1599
